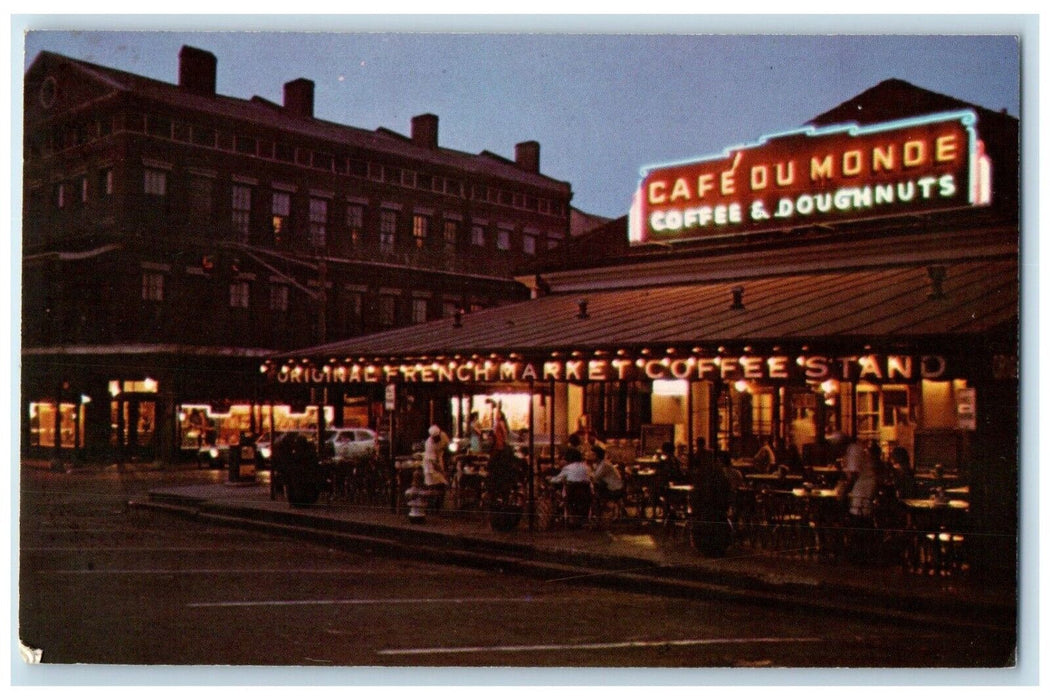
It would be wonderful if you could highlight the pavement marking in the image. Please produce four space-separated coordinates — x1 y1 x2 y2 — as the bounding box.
37 568 394 575
377 637 823 656
188 596 545 608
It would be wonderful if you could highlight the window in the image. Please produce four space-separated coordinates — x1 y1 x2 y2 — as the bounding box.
380 210 397 254
548 231 565 249
412 214 429 249
188 175 213 222
497 227 512 251
235 135 257 156
144 169 167 196
54 182 67 209
471 224 485 247
78 175 88 204
309 198 328 249
269 284 289 312
443 220 458 252
192 126 216 147
522 232 537 256
146 115 172 138
856 387 881 439
442 301 459 318
231 184 252 240
229 281 251 309
378 295 396 327
142 272 164 302
346 204 364 246
346 291 363 324
272 191 291 243
411 298 428 324
99 168 113 197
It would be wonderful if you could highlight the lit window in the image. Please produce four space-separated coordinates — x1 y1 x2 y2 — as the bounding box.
272 191 291 243
412 214 429 248
54 182 67 209
471 224 485 247
231 184 252 239
79 175 88 204
229 281 251 309
142 271 164 301
497 227 512 251
443 220 458 252
346 204 364 245
144 169 167 196
309 197 328 249
522 232 537 256
380 210 397 253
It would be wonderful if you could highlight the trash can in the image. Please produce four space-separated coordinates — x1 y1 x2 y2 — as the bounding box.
238 434 256 480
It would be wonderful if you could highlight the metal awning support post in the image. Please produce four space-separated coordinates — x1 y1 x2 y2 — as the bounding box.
687 379 694 467
527 378 536 532
549 378 557 463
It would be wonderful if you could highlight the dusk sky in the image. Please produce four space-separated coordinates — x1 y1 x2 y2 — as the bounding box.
17 20 1024 219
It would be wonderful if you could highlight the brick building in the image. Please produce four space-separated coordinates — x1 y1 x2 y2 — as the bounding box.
21 45 573 463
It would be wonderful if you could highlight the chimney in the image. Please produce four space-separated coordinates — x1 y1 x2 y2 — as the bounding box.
283 78 315 118
411 114 439 149
178 46 217 95
927 265 947 300
515 141 540 173
730 286 745 310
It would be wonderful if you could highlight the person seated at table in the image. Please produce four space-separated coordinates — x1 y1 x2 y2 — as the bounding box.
752 438 778 473
656 441 688 484
549 447 593 529
886 447 919 501
590 445 624 505
777 439 804 474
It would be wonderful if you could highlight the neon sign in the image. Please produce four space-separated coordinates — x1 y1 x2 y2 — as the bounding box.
628 111 992 245
270 353 950 386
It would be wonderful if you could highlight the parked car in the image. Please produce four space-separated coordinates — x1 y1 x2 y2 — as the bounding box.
197 442 230 469
256 430 315 471
325 428 380 463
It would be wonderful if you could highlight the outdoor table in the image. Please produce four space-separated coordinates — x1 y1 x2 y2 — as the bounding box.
791 487 846 559
808 466 843 486
663 483 694 537
901 497 970 575
625 467 661 522
745 473 804 486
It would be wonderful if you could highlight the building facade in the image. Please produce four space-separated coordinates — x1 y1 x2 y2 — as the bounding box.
267 79 1019 575
22 45 573 463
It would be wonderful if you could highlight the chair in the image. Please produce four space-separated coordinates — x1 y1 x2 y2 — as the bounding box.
563 481 592 529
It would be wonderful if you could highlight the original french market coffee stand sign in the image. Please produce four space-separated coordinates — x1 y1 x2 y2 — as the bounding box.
268 352 955 387
628 110 992 244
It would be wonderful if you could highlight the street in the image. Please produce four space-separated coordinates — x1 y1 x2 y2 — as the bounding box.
18 465 1016 670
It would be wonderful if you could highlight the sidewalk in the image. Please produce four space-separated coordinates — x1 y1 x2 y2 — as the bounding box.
130 478 1017 633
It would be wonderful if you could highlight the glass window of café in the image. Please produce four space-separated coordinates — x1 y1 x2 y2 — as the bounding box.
177 403 335 451
28 400 87 448
108 378 158 449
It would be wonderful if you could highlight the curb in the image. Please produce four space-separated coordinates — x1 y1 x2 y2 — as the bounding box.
130 490 1015 634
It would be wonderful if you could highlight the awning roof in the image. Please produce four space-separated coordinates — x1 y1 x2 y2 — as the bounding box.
280 260 1017 360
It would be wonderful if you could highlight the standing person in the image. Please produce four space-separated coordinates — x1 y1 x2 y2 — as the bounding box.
691 444 733 557
889 445 917 499
843 435 878 562
467 411 483 454
422 424 450 511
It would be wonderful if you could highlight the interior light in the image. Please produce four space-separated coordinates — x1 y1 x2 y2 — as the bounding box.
652 379 688 396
